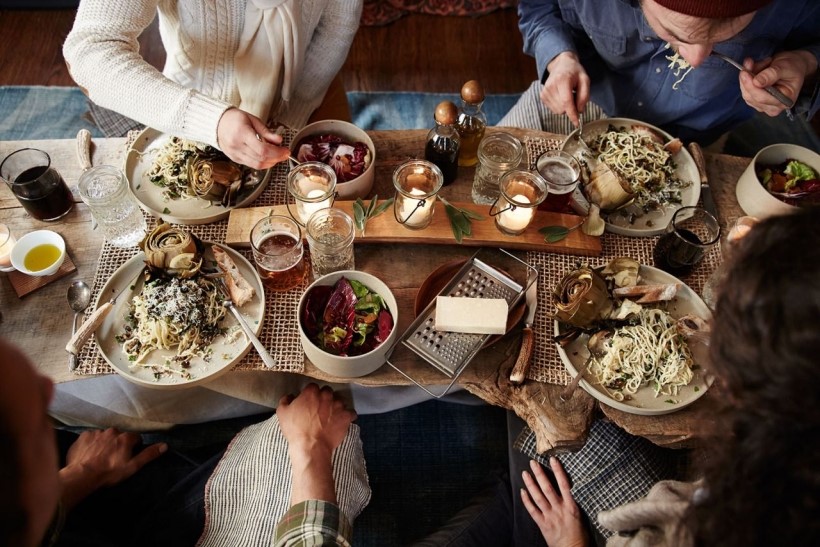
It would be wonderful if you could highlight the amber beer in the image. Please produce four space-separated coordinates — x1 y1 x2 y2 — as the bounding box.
535 151 581 214
254 232 307 291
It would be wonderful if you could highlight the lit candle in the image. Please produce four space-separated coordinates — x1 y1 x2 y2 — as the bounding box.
498 194 534 233
399 188 430 227
0 225 16 271
297 187 332 224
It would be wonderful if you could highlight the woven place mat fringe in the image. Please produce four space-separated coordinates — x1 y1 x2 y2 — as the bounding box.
522 137 722 386
76 130 303 376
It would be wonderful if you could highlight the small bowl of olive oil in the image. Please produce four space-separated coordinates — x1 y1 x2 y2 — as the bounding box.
10 230 66 276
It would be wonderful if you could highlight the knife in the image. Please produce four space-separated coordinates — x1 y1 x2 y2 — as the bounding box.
509 277 538 385
687 142 718 219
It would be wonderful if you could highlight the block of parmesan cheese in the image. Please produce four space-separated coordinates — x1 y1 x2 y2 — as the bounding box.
435 296 509 335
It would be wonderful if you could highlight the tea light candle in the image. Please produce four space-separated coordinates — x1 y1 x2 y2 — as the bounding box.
399 188 430 227
0 225 16 271
498 195 534 233
297 188 332 224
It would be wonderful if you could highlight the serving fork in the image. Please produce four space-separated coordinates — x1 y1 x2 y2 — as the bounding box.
711 52 795 121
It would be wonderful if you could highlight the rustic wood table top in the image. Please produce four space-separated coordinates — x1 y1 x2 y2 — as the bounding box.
0 128 752 452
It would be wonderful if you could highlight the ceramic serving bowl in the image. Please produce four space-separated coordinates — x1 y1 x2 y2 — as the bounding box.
291 120 376 200
10 229 66 276
736 143 820 219
297 270 398 378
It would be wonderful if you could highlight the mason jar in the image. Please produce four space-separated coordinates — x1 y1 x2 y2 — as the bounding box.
471 132 523 205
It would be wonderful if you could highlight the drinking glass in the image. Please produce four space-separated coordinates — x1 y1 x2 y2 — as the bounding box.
393 159 443 230
471 132 523 205
250 215 308 291
653 206 720 276
0 223 17 272
306 208 355 278
0 148 74 221
77 165 147 248
490 169 548 235
535 150 581 214
287 162 336 226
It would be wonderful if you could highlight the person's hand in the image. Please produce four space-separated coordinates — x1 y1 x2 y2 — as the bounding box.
541 51 590 127
277 384 356 505
216 107 291 169
278 383 356 458
58 428 167 510
521 457 588 547
739 50 817 117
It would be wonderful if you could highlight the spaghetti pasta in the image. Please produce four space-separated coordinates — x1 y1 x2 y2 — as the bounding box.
589 307 694 401
118 275 227 380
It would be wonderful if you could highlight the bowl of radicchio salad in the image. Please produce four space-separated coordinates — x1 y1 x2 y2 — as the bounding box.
297 270 397 378
291 120 375 199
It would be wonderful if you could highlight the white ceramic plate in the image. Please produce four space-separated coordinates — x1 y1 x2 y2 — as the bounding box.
561 118 700 237
124 128 270 225
553 264 711 415
95 243 265 389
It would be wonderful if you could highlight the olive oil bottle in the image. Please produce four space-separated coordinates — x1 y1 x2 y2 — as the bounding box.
456 80 487 167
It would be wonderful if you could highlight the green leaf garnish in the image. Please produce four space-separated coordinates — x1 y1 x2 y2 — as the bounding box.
539 225 570 243
353 195 393 236
440 197 484 244
162 207 171 214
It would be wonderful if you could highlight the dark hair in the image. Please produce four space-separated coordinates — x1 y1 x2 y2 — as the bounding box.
0 411 27 545
688 209 820 546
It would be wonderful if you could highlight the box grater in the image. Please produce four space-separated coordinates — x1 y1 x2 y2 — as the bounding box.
386 248 536 397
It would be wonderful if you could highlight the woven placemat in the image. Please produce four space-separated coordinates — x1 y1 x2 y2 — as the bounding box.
76 130 304 376
523 137 722 385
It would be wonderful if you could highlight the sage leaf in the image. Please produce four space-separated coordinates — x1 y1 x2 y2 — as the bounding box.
366 194 378 217
462 209 486 221
539 225 570 243
353 198 366 231
371 197 394 218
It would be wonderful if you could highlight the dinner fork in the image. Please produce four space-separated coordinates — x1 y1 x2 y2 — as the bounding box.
572 113 595 161
711 52 795 121
214 277 276 368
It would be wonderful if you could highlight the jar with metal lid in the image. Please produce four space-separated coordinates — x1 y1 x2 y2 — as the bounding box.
471 132 523 205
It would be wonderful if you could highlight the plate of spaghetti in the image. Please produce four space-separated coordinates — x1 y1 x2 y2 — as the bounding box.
94 241 265 389
562 118 700 237
553 260 711 415
124 128 271 225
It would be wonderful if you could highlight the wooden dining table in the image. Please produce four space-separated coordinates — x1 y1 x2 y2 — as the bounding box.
0 127 752 453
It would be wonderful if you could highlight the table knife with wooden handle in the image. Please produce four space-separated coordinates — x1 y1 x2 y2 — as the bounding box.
509 278 538 385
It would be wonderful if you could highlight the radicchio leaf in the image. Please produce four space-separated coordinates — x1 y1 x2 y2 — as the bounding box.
322 278 357 355
301 285 333 339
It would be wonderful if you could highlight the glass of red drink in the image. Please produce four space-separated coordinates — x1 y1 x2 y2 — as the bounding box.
535 150 581 214
653 206 720 276
250 215 308 291
0 148 74 221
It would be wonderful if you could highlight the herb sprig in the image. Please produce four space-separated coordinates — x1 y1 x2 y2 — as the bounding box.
439 197 485 243
352 195 393 236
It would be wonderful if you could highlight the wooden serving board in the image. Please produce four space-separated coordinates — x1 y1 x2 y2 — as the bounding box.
226 201 602 256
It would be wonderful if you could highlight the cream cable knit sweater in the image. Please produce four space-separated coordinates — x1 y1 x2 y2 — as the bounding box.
63 0 362 148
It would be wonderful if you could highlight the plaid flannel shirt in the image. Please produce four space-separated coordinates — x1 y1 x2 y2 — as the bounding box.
273 500 352 547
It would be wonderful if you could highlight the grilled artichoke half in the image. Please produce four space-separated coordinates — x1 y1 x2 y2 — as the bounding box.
140 223 203 278
552 266 613 328
188 149 244 207
584 161 634 212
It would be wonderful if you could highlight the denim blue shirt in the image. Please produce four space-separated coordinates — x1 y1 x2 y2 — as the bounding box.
518 0 820 144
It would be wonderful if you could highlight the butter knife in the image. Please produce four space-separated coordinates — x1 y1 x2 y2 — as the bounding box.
687 142 718 219
509 278 538 385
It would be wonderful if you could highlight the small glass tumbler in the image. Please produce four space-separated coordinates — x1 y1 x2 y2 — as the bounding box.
536 150 581 213
653 206 721 276
393 159 443 230
490 169 548 235
306 208 355 278
77 165 147 248
472 132 523 205
251 215 308 292
0 148 74 221
287 162 336 226
0 223 17 272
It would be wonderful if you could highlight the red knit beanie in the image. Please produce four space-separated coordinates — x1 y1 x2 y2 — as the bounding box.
652 0 772 18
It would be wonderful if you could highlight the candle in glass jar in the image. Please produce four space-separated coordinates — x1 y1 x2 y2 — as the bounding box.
297 188 332 224
399 188 430 227
498 195 534 233
0 224 16 271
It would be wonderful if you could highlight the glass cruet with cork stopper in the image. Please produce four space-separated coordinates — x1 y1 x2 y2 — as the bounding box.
457 80 487 167
424 100 461 186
